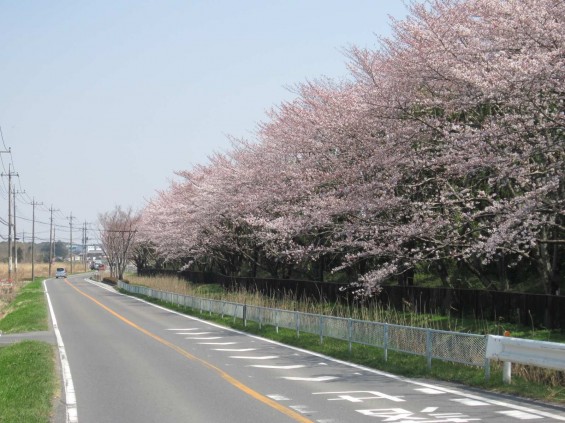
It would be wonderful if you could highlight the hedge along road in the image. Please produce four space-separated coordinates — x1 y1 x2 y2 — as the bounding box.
45 274 565 423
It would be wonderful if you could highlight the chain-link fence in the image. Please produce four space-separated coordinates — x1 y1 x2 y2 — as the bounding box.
118 281 488 374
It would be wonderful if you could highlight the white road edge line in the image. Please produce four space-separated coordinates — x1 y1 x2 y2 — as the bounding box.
44 280 78 423
85 278 565 421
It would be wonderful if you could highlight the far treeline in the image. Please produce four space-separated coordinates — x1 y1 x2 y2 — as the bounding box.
0 241 69 264
105 0 564 297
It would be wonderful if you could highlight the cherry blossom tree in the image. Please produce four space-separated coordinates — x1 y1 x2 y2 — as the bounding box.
99 206 140 280
137 0 564 296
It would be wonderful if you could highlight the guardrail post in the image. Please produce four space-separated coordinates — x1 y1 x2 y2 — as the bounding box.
484 358 491 382
296 311 300 337
503 361 512 384
259 308 262 330
275 310 279 334
426 328 432 370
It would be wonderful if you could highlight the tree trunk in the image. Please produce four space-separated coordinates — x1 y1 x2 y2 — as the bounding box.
435 260 452 287
497 254 509 291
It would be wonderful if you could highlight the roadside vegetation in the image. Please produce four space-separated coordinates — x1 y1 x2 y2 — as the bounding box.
0 278 48 334
0 276 58 423
124 274 565 405
0 341 56 423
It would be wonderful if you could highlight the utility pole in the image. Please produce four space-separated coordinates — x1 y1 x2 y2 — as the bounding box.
2 164 18 281
13 188 17 279
83 221 88 272
0 146 11 276
48 206 59 278
68 213 74 274
13 189 24 280
31 199 43 281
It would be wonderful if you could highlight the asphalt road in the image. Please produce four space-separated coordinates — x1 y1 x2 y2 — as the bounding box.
45 274 565 423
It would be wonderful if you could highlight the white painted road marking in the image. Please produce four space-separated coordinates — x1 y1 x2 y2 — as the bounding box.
251 364 306 369
267 394 291 401
289 405 317 414
451 398 491 406
356 408 481 422
214 348 257 352
497 410 544 420
313 391 404 403
283 376 338 382
45 280 79 423
188 336 223 340
230 355 279 360
416 388 445 395
179 332 212 335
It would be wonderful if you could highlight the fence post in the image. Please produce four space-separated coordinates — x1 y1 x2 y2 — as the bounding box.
243 304 247 327
384 323 388 362
348 319 353 353
426 328 432 370
259 307 262 330
276 309 279 334
320 315 324 344
296 311 300 337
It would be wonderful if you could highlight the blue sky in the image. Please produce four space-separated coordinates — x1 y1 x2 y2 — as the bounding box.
0 1 410 243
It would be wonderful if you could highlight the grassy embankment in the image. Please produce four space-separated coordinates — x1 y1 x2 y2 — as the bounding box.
124 274 565 405
0 265 59 423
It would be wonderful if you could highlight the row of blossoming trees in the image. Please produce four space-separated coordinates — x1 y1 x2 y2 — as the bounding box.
136 0 564 295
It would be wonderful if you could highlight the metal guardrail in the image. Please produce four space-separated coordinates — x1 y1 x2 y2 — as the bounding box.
486 335 565 383
118 281 489 372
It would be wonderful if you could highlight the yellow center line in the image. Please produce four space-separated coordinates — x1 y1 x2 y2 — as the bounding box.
65 279 314 423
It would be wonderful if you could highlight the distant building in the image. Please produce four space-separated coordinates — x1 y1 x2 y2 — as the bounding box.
86 244 104 261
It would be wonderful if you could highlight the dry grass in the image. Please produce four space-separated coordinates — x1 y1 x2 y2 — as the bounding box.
0 261 86 282
0 261 88 318
125 274 474 330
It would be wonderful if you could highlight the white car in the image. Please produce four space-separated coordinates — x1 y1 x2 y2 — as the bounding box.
55 268 67 278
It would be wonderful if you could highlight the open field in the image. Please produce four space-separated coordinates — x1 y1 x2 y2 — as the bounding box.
0 261 89 310
0 261 89 281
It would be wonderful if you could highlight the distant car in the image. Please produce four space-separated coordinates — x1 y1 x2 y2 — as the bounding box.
55 268 67 278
